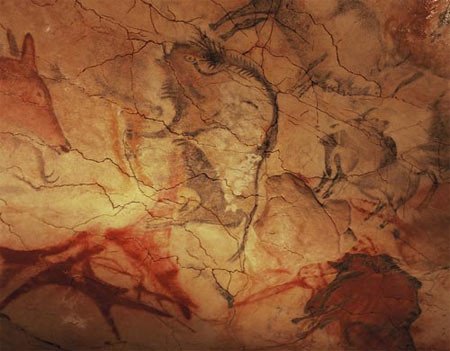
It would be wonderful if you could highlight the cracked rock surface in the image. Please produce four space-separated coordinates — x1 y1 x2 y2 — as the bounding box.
0 0 449 350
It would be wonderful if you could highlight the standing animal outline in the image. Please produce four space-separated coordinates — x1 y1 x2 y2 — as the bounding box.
314 116 438 221
314 117 397 199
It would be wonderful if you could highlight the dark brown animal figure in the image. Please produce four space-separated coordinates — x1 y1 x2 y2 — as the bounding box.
293 253 422 351
0 33 70 152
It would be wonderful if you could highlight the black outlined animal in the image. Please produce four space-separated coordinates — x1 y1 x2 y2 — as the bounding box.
315 116 397 199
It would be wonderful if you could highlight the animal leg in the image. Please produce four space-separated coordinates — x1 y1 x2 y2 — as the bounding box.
418 172 439 209
322 155 344 199
322 172 340 199
314 171 330 193
32 145 59 183
365 201 385 221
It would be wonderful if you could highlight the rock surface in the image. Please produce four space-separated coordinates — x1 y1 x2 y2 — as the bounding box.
0 1 449 350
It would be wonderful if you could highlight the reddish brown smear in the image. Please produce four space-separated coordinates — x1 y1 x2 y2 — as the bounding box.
0 33 70 151
106 227 197 319
293 253 422 351
0 227 195 340
385 0 450 79
235 263 332 308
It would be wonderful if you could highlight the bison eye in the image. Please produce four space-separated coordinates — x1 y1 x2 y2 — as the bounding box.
184 55 197 63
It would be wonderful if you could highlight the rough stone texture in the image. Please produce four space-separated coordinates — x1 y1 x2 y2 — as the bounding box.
0 1 449 350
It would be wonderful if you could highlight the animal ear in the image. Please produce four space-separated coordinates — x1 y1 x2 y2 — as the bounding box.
21 33 37 71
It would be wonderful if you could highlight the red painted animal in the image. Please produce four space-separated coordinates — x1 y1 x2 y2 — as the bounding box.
0 33 70 152
293 253 422 351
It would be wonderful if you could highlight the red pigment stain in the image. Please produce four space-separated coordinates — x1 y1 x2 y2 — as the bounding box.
0 226 195 340
105 227 197 319
293 172 312 186
235 262 334 307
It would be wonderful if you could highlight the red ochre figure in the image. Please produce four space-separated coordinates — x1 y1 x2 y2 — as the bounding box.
292 253 422 351
0 227 196 340
0 33 70 152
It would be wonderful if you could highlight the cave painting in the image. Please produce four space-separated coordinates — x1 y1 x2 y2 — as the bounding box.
0 1 449 350
293 253 422 351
